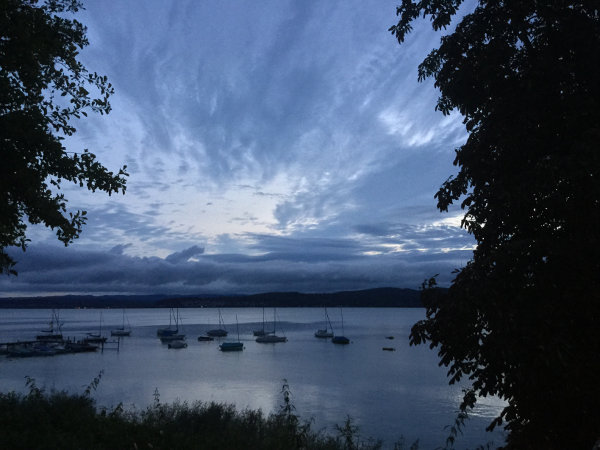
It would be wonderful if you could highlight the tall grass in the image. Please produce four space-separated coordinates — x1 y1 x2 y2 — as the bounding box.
0 376 420 450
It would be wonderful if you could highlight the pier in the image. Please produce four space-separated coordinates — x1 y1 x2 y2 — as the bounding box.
0 336 120 357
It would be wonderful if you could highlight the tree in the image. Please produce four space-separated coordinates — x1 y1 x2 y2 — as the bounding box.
390 1 600 448
0 0 128 274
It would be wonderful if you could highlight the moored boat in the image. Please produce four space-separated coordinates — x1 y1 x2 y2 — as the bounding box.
160 334 186 343
31 342 57 356
314 307 334 338
7 344 35 357
111 329 131 337
158 309 185 341
66 341 98 353
206 309 228 337
331 308 350 345
332 336 350 345
86 311 107 343
256 309 287 343
219 342 244 351
219 315 244 351
256 334 287 343
168 339 187 349
111 309 132 336
206 328 227 337
157 308 179 337
84 335 107 344
36 309 63 341
253 308 267 336
315 329 334 338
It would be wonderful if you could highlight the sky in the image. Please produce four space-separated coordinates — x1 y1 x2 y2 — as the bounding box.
2 0 476 296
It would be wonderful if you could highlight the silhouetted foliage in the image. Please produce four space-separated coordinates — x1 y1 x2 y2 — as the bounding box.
0 0 128 274
0 379 415 449
391 1 600 448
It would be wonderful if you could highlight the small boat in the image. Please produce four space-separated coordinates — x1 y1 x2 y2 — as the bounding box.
66 341 98 353
219 342 244 351
7 344 35 357
253 308 267 336
110 329 131 337
111 309 132 336
86 311 107 343
168 339 187 349
47 342 69 354
84 335 107 344
256 308 287 343
315 329 333 338
157 308 179 337
160 334 186 343
332 336 350 345
36 309 63 341
206 329 227 337
314 307 334 338
206 309 228 337
332 308 350 345
31 342 57 356
256 334 287 343
220 315 244 351
197 336 214 342
158 309 186 341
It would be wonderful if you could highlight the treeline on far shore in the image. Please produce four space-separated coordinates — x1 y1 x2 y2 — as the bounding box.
0 287 426 309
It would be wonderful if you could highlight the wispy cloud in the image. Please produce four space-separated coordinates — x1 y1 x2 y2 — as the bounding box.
3 1 474 295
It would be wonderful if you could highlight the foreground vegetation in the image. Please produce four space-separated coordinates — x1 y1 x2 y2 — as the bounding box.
0 377 423 450
392 2 599 448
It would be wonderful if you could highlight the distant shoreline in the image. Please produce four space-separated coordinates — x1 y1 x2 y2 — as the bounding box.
0 287 428 309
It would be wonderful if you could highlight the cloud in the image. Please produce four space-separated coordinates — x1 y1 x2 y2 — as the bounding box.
4 1 478 296
165 245 205 264
109 244 132 255
1 218 472 296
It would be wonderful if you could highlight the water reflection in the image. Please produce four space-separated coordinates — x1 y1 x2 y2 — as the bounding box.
0 308 505 448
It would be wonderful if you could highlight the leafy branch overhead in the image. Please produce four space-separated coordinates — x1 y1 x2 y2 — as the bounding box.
392 1 600 449
0 0 128 274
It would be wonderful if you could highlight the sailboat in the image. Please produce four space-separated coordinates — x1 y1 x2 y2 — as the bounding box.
36 309 63 341
168 339 187 349
160 309 185 342
157 308 179 337
314 307 334 338
220 315 244 351
256 308 287 343
253 307 268 336
206 309 228 337
111 309 132 336
85 311 107 344
331 308 350 344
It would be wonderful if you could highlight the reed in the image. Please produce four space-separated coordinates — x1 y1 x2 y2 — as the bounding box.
0 377 421 450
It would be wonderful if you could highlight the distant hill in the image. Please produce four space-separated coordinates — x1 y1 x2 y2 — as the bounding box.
0 294 173 309
0 287 424 308
157 287 423 308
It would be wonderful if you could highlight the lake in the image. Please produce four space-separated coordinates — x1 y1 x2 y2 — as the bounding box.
0 308 506 449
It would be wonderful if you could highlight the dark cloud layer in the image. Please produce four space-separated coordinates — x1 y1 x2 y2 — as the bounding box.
1 223 473 296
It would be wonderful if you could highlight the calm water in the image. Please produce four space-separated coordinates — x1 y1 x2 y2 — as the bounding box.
0 308 505 449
